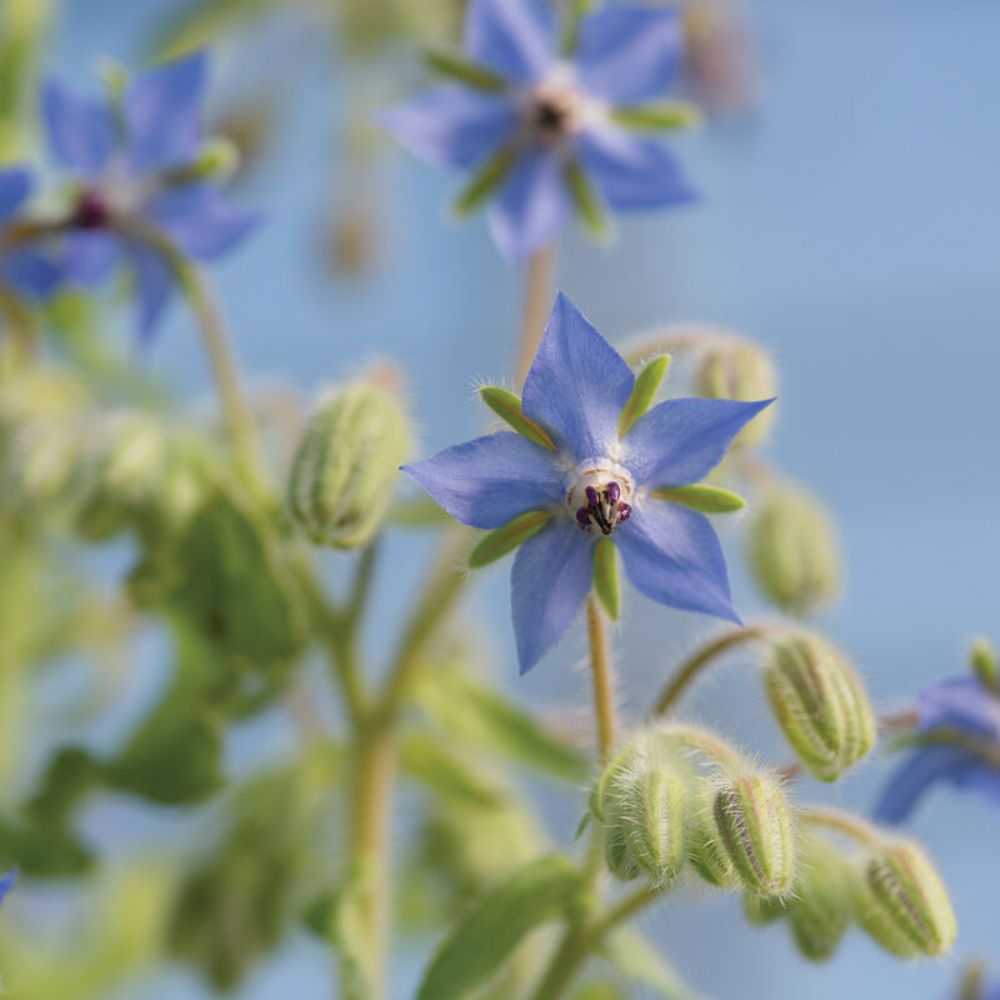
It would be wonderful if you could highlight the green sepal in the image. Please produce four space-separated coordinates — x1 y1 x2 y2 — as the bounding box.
565 160 608 237
453 147 517 216
479 385 556 449
560 0 593 54
469 510 552 569
970 636 1000 693
425 49 507 92
651 484 746 513
619 355 671 437
593 538 620 620
612 102 702 132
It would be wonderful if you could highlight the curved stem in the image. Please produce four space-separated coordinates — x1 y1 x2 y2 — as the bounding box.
799 806 882 847
516 245 555 386
651 622 780 717
586 595 616 762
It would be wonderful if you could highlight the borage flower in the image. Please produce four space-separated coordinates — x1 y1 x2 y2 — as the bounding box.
44 51 256 338
0 867 16 907
875 671 1000 824
382 0 700 259
0 168 61 301
404 294 771 673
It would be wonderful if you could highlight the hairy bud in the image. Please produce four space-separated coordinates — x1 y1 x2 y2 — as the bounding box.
764 632 876 781
786 836 853 961
288 377 410 549
856 839 956 958
697 340 777 448
689 807 740 890
711 771 796 896
748 483 840 616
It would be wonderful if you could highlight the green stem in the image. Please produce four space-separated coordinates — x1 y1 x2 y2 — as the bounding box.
799 806 882 847
586 594 616 763
516 245 555 386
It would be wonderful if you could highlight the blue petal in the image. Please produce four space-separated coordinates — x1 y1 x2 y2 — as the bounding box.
873 746 973 824
42 79 117 177
464 0 556 83
575 6 683 104
148 184 258 259
511 519 593 673
130 244 175 342
614 501 738 622
1 248 62 300
576 127 697 210
487 148 570 260
0 868 16 906
380 86 518 170
918 676 1000 740
125 51 208 172
63 231 123 286
521 292 634 458
624 397 773 487
0 168 31 223
403 431 563 530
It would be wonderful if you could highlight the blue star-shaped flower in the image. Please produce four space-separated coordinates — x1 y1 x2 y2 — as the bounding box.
0 868 16 907
43 51 257 339
383 0 697 260
0 168 61 300
875 676 1000 824
404 294 771 673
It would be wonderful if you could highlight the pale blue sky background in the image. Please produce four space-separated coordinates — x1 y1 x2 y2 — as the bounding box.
36 0 1000 997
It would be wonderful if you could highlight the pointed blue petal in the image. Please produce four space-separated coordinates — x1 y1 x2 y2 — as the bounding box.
148 184 258 259
380 86 518 170
487 148 570 260
615 501 738 622
464 0 556 83
0 868 16 906
0 168 31 223
511 518 593 673
918 677 1000 740
521 292 634 458
42 79 117 177
63 231 123 286
873 746 972 824
130 244 175 342
577 127 697 210
403 431 563 530
125 51 208 172
1 248 62 300
624 397 773 487
576 6 683 104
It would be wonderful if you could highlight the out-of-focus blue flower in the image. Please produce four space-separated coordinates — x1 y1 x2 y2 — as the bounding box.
383 0 698 260
0 168 61 300
43 51 257 339
875 676 1000 824
404 294 770 673
0 868 16 907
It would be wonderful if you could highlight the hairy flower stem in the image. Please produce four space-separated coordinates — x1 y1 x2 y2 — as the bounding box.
586 595 616 762
516 245 555 386
799 806 882 846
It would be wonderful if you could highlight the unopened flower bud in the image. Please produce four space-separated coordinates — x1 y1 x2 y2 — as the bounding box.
188 138 241 183
764 632 876 781
748 483 840 616
743 890 786 925
288 377 411 549
786 836 852 961
711 770 796 896
856 839 956 958
697 340 777 448
689 808 740 890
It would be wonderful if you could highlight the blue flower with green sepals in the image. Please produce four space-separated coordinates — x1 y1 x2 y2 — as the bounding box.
382 0 699 260
0 168 61 300
43 51 257 339
404 294 772 673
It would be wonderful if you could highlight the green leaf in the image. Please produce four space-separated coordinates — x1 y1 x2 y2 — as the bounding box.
611 102 702 132
402 734 506 808
453 147 518 216
426 49 506 92
619 356 671 437
601 929 704 1000
479 386 556 449
565 160 608 236
417 855 582 1000
650 484 746 514
469 510 551 569
593 539 620 620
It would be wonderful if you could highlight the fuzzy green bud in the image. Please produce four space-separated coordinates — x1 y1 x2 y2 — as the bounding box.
748 483 840 616
288 377 411 549
697 340 777 448
689 807 740 890
855 839 956 958
742 890 786 925
711 771 797 897
786 836 853 961
764 632 876 781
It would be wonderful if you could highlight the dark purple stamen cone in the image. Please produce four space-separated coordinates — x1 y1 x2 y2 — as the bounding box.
73 191 111 229
534 99 567 137
576 481 629 536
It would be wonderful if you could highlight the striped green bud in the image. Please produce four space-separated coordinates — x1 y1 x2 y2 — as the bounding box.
764 632 876 781
786 836 852 961
697 340 777 448
748 483 840 616
855 839 956 958
689 808 740 889
288 378 411 549
743 890 786 925
711 771 797 897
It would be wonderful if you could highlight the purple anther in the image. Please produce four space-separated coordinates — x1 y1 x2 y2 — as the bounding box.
73 191 110 229
576 507 592 529
585 485 599 506
618 503 632 523
607 481 620 504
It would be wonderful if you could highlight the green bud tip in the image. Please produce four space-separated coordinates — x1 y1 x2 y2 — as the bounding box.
970 636 1000 693
784 835 853 962
697 340 777 448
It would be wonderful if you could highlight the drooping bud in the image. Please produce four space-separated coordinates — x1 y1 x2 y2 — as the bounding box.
764 632 876 781
688 807 740 890
785 835 853 961
855 839 957 958
288 376 411 549
742 889 786 925
697 340 777 448
710 770 797 897
748 483 840 616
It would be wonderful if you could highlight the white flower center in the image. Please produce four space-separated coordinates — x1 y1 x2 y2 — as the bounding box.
565 458 634 535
